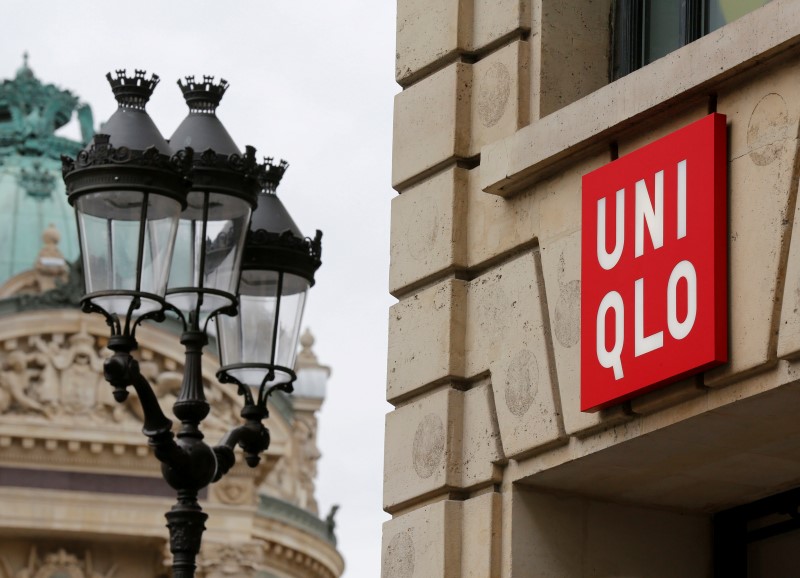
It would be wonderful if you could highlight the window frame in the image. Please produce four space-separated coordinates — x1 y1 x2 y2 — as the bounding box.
612 0 706 80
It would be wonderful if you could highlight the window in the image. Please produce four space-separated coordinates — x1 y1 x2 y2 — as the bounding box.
612 0 774 79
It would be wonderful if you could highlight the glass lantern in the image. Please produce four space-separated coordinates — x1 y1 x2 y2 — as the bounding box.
62 71 189 331
216 160 322 403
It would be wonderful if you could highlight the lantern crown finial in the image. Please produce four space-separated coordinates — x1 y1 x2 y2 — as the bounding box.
259 158 289 193
106 69 160 110
177 75 229 114
170 74 240 155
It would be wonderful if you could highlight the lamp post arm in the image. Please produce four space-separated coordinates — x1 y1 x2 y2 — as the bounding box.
129 368 171 436
213 404 271 481
103 349 176 455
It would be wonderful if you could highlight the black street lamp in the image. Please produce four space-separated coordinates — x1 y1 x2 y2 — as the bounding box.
60 70 322 578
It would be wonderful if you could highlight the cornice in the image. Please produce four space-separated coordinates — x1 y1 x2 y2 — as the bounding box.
0 430 157 475
253 511 344 578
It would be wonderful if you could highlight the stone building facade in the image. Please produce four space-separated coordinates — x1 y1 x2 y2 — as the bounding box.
0 60 344 578
385 1 800 576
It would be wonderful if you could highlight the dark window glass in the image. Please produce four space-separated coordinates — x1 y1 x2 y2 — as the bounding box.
645 0 682 63
614 0 773 80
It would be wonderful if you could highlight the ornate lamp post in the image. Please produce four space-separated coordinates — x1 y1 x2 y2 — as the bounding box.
60 70 322 578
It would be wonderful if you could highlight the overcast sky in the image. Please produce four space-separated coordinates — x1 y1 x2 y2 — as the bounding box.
1 1 397 576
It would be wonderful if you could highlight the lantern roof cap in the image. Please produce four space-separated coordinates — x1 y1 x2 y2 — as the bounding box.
100 69 171 154
169 75 240 156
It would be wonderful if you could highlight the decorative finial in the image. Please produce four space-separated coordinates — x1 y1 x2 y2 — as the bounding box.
17 51 34 78
300 328 315 350
42 223 61 246
34 223 67 293
296 328 318 367
258 157 289 193
105 69 160 110
177 75 229 114
295 328 330 375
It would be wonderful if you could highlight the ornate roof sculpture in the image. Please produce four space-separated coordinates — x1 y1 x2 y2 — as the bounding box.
0 60 343 578
0 55 90 285
0 53 92 159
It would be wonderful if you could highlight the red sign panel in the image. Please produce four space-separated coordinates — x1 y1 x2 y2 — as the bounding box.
581 113 727 411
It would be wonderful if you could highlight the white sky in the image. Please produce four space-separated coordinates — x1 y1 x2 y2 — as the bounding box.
1 1 398 576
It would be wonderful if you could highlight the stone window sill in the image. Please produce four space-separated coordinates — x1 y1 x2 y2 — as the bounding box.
480 0 800 198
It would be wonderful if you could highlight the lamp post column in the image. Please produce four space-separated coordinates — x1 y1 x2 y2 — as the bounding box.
166 494 208 578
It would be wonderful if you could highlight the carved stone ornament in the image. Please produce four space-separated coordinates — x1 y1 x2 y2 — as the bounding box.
0 547 116 578
293 414 321 515
192 542 264 578
0 327 241 433
210 476 255 506
262 412 321 514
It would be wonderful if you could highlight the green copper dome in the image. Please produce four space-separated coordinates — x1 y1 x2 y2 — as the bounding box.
0 55 93 285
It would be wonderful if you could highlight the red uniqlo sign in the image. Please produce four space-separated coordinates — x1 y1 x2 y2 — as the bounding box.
581 113 727 411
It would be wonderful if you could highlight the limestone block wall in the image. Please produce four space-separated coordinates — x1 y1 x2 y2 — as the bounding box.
387 0 800 576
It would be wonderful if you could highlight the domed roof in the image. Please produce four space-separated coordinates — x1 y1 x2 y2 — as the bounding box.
0 55 93 286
